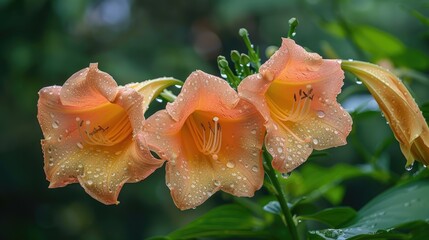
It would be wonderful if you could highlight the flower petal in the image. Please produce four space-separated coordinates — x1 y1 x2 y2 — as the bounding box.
60 63 118 107
239 38 352 173
166 70 239 122
342 60 429 167
126 77 183 112
38 66 164 204
145 71 265 210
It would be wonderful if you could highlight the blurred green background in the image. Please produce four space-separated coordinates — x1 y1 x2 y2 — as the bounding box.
1 0 428 239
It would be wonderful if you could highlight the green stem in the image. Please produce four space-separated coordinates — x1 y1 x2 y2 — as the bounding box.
159 89 177 103
263 149 300 240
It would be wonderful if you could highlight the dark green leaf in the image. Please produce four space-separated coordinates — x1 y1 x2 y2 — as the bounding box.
167 204 270 239
411 10 429 27
352 26 405 58
391 49 429 70
321 21 346 37
310 180 429 239
283 164 370 203
299 207 357 228
321 186 345 206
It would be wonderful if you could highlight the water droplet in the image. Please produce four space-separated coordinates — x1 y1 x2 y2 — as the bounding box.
76 142 84 149
251 129 257 135
175 84 182 89
251 166 258 172
312 138 319 145
156 98 163 103
213 180 221 186
317 110 325 118
281 172 291 179
355 78 362 85
212 154 218 160
213 116 219 122
87 180 94 185
405 162 414 171
277 147 283 153
226 161 235 168
52 121 59 129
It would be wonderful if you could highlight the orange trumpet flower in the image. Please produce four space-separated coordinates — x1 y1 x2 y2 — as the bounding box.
144 71 265 210
342 60 429 168
37 63 178 204
239 38 352 173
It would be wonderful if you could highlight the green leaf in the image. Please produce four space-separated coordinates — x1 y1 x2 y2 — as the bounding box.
391 49 429 70
310 180 429 239
322 186 345 206
352 26 405 58
321 21 346 38
299 207 357 228
411 10 429 27
167 204 270 239
283 164 373 204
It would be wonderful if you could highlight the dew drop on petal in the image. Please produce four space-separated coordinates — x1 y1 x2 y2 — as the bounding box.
312 138 319 145
76 142 84 149
251 129 257 135
52 121 59 129
277 147 283 153
213 180 221 186
317 110 325 118
251 166 258 172
212 154 218 160
87 180 94 185
226 161 235 168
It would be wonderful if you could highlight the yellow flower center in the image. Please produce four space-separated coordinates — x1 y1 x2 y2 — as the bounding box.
184 111 222 159
77 103 133 147
266 82 314 142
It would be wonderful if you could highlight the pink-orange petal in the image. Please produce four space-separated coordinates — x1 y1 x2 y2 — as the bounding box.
238 38 351 173
145 71 265 210
60 63 118 107
166 70 239 122
38 65 164 204
126 77 183 112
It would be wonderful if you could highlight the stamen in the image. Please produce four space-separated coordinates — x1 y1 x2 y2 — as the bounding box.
266 88 313 122
266 88 314 143
77 113 132 147
185 114 222 156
